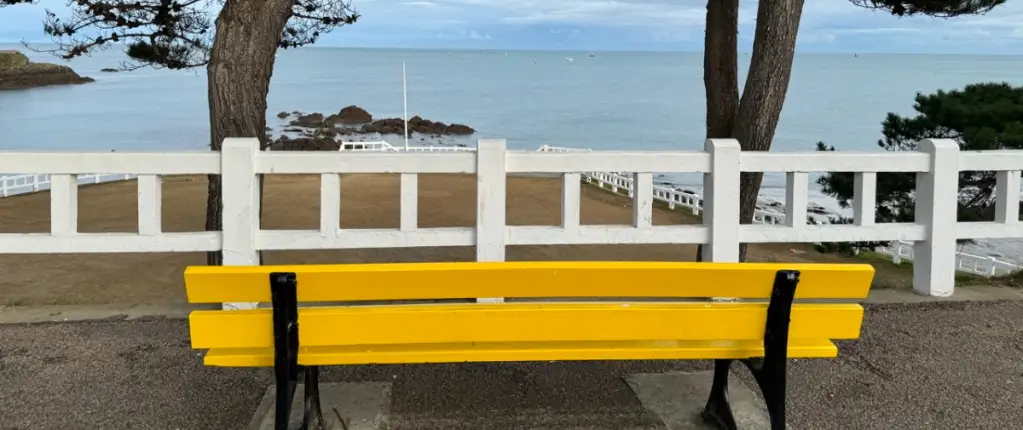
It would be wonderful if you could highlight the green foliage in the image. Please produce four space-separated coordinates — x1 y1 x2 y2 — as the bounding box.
22 0 357 70
0 50 30 71
816 82 1023 252
848 0 1006 17
0 0 35 7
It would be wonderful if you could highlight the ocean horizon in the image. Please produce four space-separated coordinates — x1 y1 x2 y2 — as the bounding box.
2 44 1022 262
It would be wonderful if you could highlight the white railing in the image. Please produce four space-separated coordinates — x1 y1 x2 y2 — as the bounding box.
537 144 1022 278
339 141 474 153
0 142 472 198
0 138 1020 302
1 173 138 197
875 240 1020 277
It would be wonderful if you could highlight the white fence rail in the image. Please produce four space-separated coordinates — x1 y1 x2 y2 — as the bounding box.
533 145 1023 278
0 138 1021 303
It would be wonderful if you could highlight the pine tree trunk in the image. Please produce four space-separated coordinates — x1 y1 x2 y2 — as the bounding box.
204 0 294 266
698 0 804 262
703 0 739 140
732 0 805 261
697 0 740 262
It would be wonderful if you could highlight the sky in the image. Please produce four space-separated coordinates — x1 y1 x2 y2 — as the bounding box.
2 0 1022 54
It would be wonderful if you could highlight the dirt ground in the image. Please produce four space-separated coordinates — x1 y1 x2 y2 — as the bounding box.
0 174 913 305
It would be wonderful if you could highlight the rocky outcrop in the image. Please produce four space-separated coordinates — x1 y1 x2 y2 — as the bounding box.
444 123 475 135
358 116 476 136
267 135 341 151
326 105 372 124
0 50 94 91
269 105 476 151
289 113 325 128
277 105 475 137
361 118 406 135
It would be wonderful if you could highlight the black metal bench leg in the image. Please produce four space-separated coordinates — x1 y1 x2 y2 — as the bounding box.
701 270 799 430
301 366 325 430
271 273 300 430
701 359 738 429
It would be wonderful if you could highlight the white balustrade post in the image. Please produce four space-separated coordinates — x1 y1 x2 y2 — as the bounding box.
137 175 163 235
221 138 261 310
701 139 741 262
913 139 959 297
475 138 507 303
853 173 877 226
50 175 78 235
785 172 808 228
994 170 1021 224
561 173 581 230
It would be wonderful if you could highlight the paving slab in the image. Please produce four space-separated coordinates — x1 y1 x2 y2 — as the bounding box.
249 382 392 430
626 371 769 430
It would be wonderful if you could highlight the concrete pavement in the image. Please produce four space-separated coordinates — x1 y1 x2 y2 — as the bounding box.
1 300 1022 429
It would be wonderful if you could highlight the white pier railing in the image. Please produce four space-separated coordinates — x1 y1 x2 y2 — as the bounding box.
1 173 138 197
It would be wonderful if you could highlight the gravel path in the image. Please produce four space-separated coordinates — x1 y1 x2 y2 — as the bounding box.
1 300 1021 429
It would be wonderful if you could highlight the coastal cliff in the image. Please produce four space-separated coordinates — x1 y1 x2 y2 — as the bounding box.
0 50 94 91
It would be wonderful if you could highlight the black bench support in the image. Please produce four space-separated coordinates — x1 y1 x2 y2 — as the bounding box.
270 272 325 430
701 269 800 430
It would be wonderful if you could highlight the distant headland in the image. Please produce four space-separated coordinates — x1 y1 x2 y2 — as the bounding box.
0 50 94 91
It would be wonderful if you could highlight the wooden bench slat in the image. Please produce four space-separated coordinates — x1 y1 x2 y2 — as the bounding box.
200 339 840 367
189 303 863 349
184 261 874 303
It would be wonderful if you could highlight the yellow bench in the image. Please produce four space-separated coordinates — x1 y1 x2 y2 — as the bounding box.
185 261 873 430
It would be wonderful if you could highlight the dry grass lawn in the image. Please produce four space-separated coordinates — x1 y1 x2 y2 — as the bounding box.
0 174 914 305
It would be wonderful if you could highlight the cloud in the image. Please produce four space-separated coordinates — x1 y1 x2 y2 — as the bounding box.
2 0 1023 52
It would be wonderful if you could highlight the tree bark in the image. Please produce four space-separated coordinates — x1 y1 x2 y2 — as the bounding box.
703 0 740 140
731 0 806 261
697 0 740 262
204 0 294 265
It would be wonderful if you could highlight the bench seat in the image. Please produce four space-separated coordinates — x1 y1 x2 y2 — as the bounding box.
202 338 842 367
191 302 863 366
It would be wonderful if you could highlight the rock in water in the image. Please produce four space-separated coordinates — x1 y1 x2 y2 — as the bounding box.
290 113 325 128
326 105 372 124
445 123 475 135
0 50 94 91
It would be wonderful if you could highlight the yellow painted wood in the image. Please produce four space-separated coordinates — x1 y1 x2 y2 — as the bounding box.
189 303 863 349
201 339 840 367
184 261 874 303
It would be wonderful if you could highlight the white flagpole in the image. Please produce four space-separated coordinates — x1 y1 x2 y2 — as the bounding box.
403 61 409 151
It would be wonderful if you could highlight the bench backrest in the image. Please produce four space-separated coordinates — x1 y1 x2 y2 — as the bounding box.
184 261 875 303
